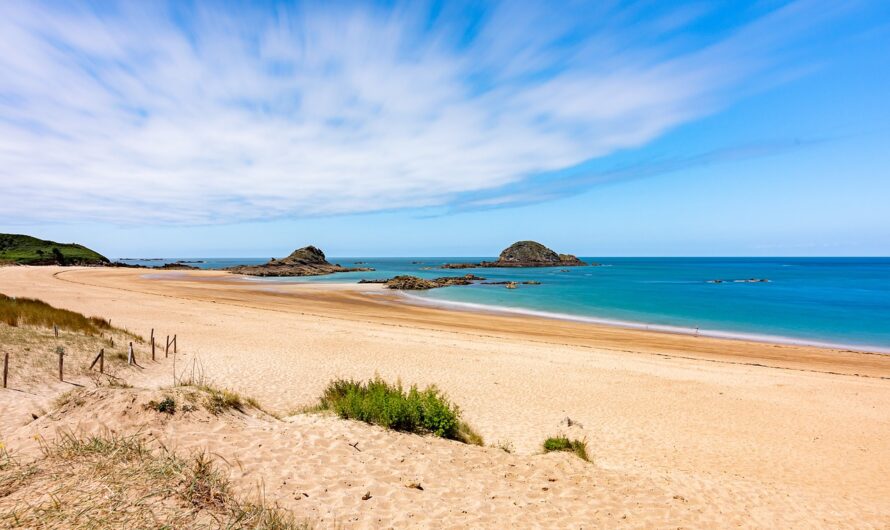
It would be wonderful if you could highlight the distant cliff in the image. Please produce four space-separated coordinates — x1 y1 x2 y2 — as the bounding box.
0 233 109 266
442 241 588 269
227 246 373 277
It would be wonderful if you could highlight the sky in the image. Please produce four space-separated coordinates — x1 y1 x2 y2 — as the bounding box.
1 0 889 257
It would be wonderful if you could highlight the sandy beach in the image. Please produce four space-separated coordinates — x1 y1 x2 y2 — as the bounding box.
2 265 890 527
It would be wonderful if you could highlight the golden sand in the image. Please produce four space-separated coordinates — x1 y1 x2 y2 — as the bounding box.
1 266 889 527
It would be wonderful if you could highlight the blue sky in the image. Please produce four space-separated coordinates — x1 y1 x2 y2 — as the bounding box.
1 0 889 257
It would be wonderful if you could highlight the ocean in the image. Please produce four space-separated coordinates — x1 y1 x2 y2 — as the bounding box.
121 257 890 352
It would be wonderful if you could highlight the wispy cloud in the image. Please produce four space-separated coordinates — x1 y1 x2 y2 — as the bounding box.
0 0 853 224
445 137 831 214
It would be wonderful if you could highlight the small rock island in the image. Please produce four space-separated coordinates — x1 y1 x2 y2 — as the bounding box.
442 240 589 269
227 246 373 277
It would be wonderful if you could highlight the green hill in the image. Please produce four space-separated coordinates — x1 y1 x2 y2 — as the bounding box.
0 233 109 266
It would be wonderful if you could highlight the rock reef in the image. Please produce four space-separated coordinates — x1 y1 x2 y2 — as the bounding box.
227 246 373 277
441 241 589 269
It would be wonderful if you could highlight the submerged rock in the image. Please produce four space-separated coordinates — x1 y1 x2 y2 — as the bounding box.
707 278 770 284
227 246 374 277
441 241 588 269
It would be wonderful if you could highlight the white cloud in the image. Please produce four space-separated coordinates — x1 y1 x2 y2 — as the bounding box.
0 1 840 224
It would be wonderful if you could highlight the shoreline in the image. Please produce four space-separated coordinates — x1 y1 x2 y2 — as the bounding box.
173 268 890 358
397 291 890 355
32 266 890 378
212 268 890 356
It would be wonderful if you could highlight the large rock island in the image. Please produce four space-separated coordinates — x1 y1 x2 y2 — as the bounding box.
442 240 588 269
227 246 373 277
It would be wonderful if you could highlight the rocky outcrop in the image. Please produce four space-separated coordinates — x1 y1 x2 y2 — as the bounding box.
382 274 487 290
383 276 440 290
108 261 199 270
157 262 199 270
441 241 588 269
227 246 373 277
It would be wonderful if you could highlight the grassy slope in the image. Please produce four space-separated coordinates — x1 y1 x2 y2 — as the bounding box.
0 233 109 265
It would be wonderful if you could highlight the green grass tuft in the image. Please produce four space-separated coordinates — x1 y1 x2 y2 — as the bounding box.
316 377 483 445
542 436 589 461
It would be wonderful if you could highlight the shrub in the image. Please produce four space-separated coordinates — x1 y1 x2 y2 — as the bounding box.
148 396 176 414
317 377 482 444
543 436 589 461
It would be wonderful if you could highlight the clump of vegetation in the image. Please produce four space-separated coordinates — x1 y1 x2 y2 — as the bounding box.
496 440 515 453
0 432 309 528
0 293 112 335
317 377 483 445
174 359 265 415
202 386 247 414
542 436 589 461
53 389 86 409
148 396 176 414
177 381 260 415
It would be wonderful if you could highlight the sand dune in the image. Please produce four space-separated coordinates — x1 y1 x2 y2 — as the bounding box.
1 266 889 527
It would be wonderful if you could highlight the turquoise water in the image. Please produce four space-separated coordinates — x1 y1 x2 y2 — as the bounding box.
126 257 890 351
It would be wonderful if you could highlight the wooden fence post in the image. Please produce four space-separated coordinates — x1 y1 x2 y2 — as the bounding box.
3 352 8 388
165 335 170 357
90 349 105 374
128 342 134 365
173 335 177 354
58 349 64 381
53 324 59 338
151 328 155 361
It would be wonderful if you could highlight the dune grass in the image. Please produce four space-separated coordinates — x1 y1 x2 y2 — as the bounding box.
172 357 268 416
199 384 257 414
0 432 309 529
542 436 589 461
0 292 112 335
316 377 483 445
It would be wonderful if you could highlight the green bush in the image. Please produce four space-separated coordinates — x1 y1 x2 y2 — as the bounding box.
149 397 176 414
543 436 589 461
318 377 482 444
